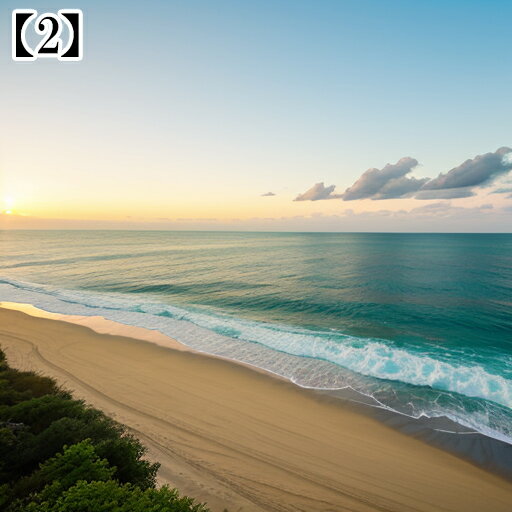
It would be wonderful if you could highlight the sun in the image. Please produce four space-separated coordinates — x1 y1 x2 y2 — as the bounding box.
3 197 15 215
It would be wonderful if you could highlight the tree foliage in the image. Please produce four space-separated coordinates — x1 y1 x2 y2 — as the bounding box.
0 348 208 512
26 481 208 512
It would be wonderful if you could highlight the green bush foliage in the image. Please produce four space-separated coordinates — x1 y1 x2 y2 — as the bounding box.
25 480 208 512
0 347 208 512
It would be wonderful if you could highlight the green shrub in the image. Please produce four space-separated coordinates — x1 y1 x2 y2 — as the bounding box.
95 435 158 488
26 481 208 512
13 440 114 502
0 347 208 512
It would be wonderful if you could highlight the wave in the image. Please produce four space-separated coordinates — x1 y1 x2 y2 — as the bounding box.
1 275 511 443
83 281 271 295
0 248 195 270
135 302 512 410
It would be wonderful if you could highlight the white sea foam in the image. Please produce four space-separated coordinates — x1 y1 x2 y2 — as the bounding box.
135 299 512 410
1 276 512 443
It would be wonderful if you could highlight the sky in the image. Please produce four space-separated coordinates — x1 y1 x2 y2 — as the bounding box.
1 0 511 231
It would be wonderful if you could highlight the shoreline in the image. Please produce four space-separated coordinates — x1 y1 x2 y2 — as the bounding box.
2 301 512 480
1 304 511 511
2 278 510 448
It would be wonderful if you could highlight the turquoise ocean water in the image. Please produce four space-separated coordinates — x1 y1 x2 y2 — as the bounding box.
1 231 511 443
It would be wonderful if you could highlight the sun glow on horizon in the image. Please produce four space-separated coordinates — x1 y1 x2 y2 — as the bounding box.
3 197 15 215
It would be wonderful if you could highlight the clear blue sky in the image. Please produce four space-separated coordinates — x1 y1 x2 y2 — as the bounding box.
1 0 511 231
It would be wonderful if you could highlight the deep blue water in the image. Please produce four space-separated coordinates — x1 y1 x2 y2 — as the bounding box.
1 230 511 442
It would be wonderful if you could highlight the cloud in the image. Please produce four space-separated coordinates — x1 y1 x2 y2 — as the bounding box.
293 147 512 203
294 182 341 201
408 202 453 215
261 192 276 197
374 175 429 199
342 157 421 200
407 202 497 218
421 147 512 190
3 204 508 232
414 187 475 200
491 187 512 194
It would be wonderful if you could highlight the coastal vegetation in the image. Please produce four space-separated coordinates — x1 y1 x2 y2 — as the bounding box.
0 348 208 511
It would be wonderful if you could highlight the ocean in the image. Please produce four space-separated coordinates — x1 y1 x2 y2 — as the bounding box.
1 230 511 445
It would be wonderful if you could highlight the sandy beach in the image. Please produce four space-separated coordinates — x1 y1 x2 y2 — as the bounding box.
1 305 511 512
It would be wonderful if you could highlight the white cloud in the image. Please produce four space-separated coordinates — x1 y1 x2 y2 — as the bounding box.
294 182 341 201
343 157 421 200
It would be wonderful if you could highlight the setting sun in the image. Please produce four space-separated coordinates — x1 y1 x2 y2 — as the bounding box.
2 197 14 215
